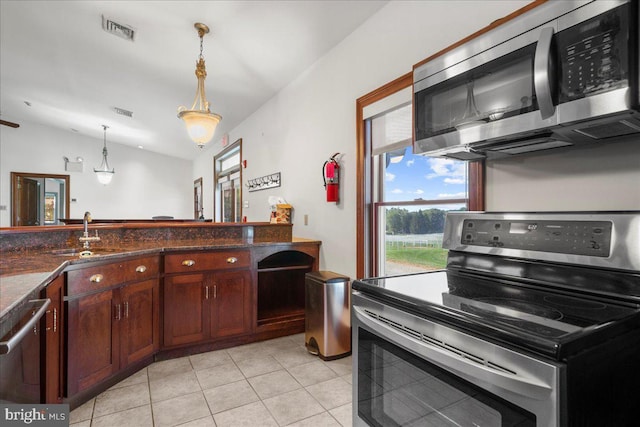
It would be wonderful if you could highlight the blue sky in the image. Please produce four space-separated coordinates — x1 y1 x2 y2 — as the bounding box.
384 146 467 207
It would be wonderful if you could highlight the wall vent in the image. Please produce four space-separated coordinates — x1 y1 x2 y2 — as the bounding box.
102 15 135 41
113 106 133 118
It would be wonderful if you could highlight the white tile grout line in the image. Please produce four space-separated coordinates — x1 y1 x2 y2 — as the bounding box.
76 334 352 427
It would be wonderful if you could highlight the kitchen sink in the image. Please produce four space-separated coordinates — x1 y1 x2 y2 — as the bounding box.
49 247 123 257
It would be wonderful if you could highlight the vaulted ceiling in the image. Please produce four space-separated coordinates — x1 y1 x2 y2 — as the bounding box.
0 1 387 159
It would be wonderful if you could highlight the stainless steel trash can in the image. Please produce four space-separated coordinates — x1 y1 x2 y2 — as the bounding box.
305 271 351 360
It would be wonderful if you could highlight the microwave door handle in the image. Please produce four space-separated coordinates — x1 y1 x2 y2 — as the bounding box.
353 306 553 400
534 27 556 120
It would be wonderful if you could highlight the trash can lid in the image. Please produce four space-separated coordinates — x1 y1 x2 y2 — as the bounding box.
305 271 350 283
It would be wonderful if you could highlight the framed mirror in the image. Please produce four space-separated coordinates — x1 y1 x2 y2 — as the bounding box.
11 172 70 226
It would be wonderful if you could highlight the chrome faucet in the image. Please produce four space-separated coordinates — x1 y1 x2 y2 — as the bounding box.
79 211 101 249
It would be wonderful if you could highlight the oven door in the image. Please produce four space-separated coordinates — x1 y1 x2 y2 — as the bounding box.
352 292 563 427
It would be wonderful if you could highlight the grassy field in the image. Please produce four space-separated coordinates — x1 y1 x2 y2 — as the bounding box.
385 245 448 270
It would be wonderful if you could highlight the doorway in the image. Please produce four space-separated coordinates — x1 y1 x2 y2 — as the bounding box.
11 172 70 226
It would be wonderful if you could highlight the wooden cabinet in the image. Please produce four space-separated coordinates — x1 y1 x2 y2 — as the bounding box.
254 244 320 332
210 270 252 338
163 273 207 346
66 256 159 396
163 251 252 348
58 242 318 402
43 275 64 404
119 279 159 367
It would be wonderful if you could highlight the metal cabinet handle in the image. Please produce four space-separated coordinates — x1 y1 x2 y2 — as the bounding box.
90 274 104 283
213 285 217 299
205 285 209 299
226 257 238 264
114 304 121 320
135 265 147 273
182 259 196 267
124 301 129 318
46 308 58 333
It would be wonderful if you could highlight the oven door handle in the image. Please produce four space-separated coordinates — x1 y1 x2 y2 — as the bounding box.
353 306 553 400
0 298 51 355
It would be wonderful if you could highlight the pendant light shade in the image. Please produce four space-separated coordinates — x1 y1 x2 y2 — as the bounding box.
178 23 222 148
94 125 114 185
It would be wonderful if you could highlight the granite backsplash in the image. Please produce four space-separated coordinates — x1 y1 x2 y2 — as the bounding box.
0 222 292 254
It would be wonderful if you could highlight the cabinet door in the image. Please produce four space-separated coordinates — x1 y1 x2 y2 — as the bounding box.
210 270 252 338
120 279 159 367
44 275 64 403
163 274 207 347
66 289 119 395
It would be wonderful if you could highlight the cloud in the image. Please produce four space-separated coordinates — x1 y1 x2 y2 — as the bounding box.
425 158 466 183
444 177 465 184
406 159 415 167
414 189 424 195
385 172 395 182
438 192 467 198
391 189 403 194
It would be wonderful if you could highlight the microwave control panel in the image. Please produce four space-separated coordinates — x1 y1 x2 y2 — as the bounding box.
460 219 612 257
558 3 629 102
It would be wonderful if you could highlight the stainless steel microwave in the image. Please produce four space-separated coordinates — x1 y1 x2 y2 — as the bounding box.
413 0 640 160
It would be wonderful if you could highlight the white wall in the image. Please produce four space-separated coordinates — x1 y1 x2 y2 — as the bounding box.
194 0 532 279
1 120 193 226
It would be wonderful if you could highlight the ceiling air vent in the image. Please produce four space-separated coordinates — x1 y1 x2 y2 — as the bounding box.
113 106 133 118
102 15 135 41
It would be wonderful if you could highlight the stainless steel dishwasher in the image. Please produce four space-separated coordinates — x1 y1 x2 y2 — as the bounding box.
0 298 50 403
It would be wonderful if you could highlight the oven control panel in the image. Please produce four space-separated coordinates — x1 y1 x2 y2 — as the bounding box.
461 219 612 257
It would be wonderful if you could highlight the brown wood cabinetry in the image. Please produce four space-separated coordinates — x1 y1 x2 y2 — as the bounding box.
163 250 252 348
66 256 159 396
119 279 159 367
210 270 252 338
254 243 320 333
43 275 64 404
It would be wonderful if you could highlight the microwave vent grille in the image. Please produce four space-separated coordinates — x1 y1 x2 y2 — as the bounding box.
573 120 640 140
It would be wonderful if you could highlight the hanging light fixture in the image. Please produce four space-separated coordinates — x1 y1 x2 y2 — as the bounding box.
178 23 222 148
94 125 115 185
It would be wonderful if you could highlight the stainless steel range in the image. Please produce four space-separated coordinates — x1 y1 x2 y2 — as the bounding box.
352 212 640 427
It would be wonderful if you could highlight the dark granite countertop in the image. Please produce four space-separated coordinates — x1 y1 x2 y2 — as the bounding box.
0 237 320 321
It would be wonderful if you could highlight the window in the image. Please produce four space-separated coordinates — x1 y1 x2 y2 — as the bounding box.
357 73 483 278
214 139 242 222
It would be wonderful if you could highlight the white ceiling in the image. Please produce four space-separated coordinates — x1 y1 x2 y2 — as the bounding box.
0 1 388 160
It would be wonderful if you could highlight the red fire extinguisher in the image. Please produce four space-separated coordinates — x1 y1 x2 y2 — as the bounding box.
323 153 340 203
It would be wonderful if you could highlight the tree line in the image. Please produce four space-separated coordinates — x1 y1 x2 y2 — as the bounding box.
386 208 466 235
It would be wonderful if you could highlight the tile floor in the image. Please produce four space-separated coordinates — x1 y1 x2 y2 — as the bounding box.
69 333 353 427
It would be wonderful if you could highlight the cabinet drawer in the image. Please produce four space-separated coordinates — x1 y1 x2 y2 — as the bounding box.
67 256 159 296
164 250 250 273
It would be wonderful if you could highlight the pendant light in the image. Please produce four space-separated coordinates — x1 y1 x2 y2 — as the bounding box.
94 125 114 185
177 23 222 148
